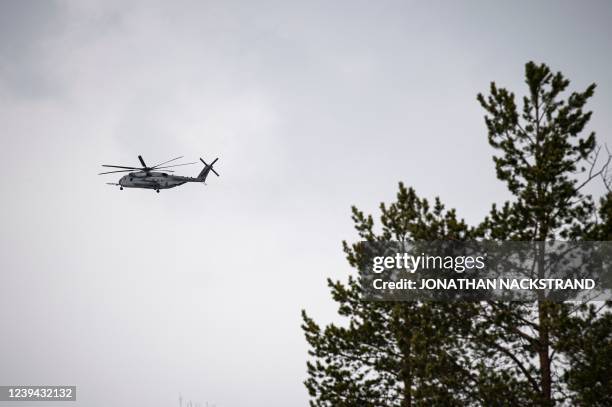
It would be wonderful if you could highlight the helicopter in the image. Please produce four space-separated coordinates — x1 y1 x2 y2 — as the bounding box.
99 155 219 193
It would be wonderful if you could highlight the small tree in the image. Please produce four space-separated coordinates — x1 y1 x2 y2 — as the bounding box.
302 187 502 406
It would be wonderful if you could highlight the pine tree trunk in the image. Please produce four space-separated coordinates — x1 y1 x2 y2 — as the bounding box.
400 345 412 407
538 300 552 405
537 241 552 405
397 311 412 407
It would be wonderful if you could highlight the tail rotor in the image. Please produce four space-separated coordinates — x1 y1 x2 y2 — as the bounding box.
197 157 220 182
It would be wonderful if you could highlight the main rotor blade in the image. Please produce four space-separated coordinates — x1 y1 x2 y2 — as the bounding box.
138 155 147 167
99 169 139 175
99 169 176 175
101 165 140 170
155 162 198 169
151 156 184 169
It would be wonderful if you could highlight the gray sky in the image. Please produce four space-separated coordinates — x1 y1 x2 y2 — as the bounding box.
1 1 611 406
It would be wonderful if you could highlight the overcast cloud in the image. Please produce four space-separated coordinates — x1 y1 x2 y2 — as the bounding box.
1 1 611 406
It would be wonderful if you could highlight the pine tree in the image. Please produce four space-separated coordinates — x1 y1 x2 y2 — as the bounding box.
302 186 528 406
476 61 610 405
302 62 611 406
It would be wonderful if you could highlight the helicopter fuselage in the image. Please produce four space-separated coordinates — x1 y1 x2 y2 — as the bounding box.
118 171 198 190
